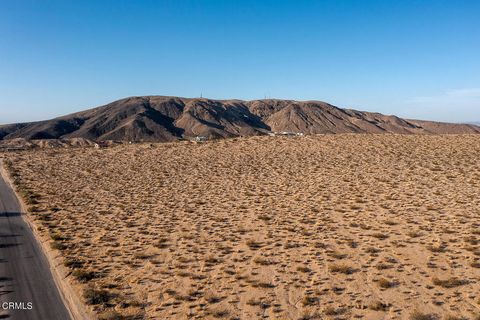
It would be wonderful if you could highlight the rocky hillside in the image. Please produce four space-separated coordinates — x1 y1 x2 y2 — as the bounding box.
1 96 479 142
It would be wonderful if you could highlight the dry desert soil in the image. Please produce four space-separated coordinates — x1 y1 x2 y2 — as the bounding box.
4 134 480 320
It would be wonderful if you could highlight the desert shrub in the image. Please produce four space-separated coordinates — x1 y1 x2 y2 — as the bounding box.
327 251 347 259
324 306 345 316
427 244 447 253
204 256 222 266
28 205 40 212
329 264 355 274
64 257 84 269
296 266 311 273
371 233 389 240
432 277 467 288
376 263 392 270
384 220 398 225
50 241 68 251
410 310 438 320
4 159 13 171
133 252 152 260
257 214 272 221
72 269 97 282
443 315 468 320
377 278 397 288
19 189 40 205
252 281 275 289
50 233 66 241
301 295 318 306
246 298 261 306
253 257 274 265
37 213 52 221
407 231 422 238
314 242 327 249
298 311 320 320
83 287 114 305
464 236 479 245
246 298 270 309
207 308 229 318
365 247 381 254
359 223 372 230
346 239 358 248
246 239 263 249
368 300 389 311
176 271 191 277
204 293 223 304
155 237 169 249
98 310 122 320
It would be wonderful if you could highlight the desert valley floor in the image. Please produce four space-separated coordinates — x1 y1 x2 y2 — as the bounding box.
4 134 480 320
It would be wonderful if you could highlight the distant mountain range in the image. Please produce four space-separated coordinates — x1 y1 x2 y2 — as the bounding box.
1 96 479 142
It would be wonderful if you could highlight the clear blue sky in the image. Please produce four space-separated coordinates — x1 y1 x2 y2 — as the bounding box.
1 0 479 124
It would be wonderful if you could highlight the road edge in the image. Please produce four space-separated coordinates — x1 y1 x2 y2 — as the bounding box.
0 159 93 320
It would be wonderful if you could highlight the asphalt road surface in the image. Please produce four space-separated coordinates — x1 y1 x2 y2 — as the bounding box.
0 164 72 320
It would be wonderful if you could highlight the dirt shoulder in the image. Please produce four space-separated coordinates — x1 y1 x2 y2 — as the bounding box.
0 159 93 320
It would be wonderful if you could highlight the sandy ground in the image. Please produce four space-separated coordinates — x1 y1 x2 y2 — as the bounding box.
4 134 480 320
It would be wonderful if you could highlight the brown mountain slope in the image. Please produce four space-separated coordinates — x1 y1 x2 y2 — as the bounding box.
407 119 480 134
1 96 479 142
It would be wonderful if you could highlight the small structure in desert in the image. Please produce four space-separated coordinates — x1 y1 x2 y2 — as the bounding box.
269 131 304 137
94 141 109 149
194 136 208 142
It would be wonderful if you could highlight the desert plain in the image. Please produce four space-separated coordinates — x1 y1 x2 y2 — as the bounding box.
3 134 480 320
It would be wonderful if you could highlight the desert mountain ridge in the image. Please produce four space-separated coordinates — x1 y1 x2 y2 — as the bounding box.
1 95 479 142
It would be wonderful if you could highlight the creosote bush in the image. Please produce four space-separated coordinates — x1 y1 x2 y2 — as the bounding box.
72 269 97 283
83 287 115 305
329 263 355 274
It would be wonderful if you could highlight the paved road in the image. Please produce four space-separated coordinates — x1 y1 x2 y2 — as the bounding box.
0 163 72 320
